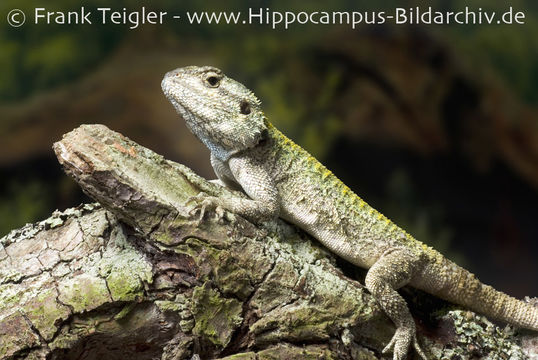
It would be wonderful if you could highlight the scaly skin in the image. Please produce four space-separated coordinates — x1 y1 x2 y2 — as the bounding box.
162 66 538 360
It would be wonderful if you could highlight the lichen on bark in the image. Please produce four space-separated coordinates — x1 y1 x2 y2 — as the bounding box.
0 124 535 359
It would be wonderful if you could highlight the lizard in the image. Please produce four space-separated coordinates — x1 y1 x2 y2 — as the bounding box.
161 65 538 360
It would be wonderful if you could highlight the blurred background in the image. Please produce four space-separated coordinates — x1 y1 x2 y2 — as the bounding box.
1 0 537 297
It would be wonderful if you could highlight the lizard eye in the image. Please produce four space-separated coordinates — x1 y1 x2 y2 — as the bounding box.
204 73 222 88
240 100 251 115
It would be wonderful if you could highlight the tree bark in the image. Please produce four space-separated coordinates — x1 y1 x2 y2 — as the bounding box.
0 124 535 359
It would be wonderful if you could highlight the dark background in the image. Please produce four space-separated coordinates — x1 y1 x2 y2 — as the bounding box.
1 0 537 297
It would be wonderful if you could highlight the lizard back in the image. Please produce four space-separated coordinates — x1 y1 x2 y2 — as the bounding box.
261 122 431 267
262 122 538 331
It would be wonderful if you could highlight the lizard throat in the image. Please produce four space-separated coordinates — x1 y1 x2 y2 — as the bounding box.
167 95 266 161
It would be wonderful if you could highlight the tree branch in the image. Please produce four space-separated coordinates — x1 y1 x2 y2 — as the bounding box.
0 124 535 359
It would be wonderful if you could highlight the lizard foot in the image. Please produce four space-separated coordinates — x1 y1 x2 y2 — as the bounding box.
383 326 426 360
187 193 226 224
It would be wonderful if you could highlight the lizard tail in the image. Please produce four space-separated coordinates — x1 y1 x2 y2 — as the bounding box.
440 266 538 331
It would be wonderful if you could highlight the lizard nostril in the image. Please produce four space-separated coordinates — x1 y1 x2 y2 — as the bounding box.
240 101 251 115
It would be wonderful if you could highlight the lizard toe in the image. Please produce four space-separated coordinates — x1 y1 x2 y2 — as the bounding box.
382 334 397 355
412 336 427 360
188 205 205 226
383 326 417 360
187 193 210 224
187 196 224 225
383 327 426 360
186 192 208 205
214 205 226 223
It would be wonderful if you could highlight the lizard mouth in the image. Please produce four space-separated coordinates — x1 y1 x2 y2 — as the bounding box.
161 78 193 123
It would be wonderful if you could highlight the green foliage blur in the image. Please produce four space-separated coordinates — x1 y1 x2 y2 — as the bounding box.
0 0 126 102
2 0 538 104
0 180 51 235
1 0 537 224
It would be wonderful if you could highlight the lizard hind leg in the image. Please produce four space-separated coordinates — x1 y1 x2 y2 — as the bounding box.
365 248 427 360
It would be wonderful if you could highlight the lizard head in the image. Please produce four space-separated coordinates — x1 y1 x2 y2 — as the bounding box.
162 66 268 161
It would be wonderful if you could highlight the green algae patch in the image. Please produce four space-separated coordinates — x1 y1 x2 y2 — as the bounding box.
0 312 41 358
99 225 154 302
24 286 71 340
253 304 334 343
180 237 266 300
1 279 70 344
57 274 111 313
192 282 243 347
156 294 194 333
155 300 183 313
100 249 152 302
105 269 145 302
219 352 257 360
212 251 254 300
0 283 28 314
257 344 334 360
250 260 299 313
155 294 190 313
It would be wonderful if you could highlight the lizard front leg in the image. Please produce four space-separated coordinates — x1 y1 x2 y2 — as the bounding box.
191 153 279 223
209 152 242 190
365 248 427 360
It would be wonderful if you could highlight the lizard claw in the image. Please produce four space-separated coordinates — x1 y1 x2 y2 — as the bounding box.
186 192 207 206
383 326 426 360
187 193 227 224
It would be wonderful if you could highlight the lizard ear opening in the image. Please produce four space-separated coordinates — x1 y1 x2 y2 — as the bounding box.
258 129 269 145
240 100 251 115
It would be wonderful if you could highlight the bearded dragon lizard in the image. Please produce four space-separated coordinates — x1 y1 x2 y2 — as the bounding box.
161 65 538 360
